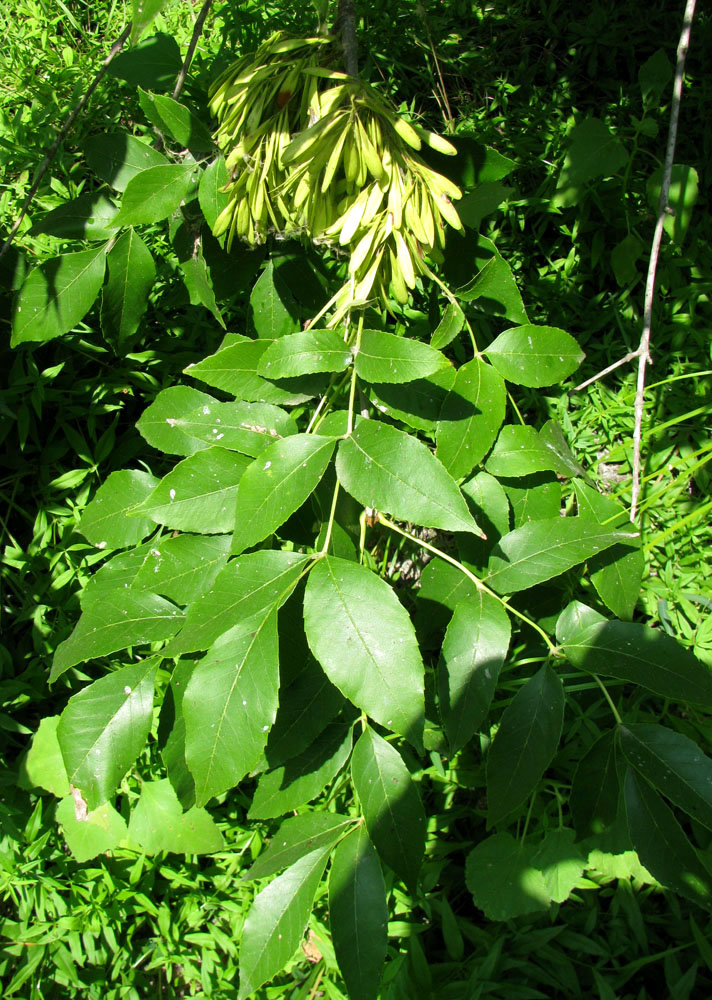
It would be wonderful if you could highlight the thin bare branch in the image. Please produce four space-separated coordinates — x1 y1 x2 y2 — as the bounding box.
335 0 359 77
572 350 638 393
0 25 132 261
630 0 697 520
173 0 214 100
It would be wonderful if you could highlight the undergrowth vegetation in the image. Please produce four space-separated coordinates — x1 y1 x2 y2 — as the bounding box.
1 0 711 997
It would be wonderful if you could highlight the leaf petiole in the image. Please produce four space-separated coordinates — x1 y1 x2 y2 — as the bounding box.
377 513 557 653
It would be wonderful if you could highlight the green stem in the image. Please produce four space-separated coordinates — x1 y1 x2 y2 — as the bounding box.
519 791 536 842
425 266 478 353
320 479 341 555
346 314 364 436
377 514 557 653
593 674 623 725
507 390 525 425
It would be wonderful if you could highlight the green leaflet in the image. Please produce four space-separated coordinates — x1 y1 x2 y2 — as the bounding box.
57 659 157 809
570 730 619 838
245 813 355 881
101 227 156 347
484 324 584 387
558 601 712 708
183 614 280 807
619 724 712 831
248 721 354 819
11 245 107 346
185 338 320 405
624 768 712 910
199 157 230 231
329 826 388 1000
486 663 564 827
167 549 310 656
351 727 426 888
501 471 561 527
436 357 506 479
466 833 549 920
337 421 481 536
486 516 638 593
80 543 155 610
370 367 455 434
430 302 465 351
84 131 169 191
133 447 251 534
304 556 425 749
573 479 643 620
56 798 127 863
231 434 335 554
180 245 225 327
554 117 628 208
266 600 345 766
30 192 119 240
138 88 215 151
159 659 197 808
136 385 216 456
109 31 181 90
172 399 297 456
453 236 528 324
258 329 353 378
130 0 169 42
50 593 183 682
466 829 584 921
438 592 511 753
132 533 231 605
112 163 199 227
355 329 448 384
78 469 159 549
21 717 70 798
485 424 573 478
237 847 332 1000
249 261 300 339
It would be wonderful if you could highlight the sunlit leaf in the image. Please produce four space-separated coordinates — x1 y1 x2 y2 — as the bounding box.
57 659 157 809
237 847 332 1000
351 727 426 888
304 557 424 748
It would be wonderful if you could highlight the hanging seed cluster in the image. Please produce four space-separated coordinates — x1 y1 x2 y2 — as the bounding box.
209 31 463 320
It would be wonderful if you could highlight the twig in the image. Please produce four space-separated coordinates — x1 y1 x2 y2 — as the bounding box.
415 2 455 132
572 349 638 393
0 25 132 261
630 0 696 521
335 0 359 77
173 0 214 100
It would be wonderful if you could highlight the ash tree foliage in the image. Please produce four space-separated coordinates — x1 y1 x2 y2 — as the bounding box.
15 3 709 997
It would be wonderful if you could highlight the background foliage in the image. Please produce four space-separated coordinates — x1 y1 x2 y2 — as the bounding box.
1 0 711 997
